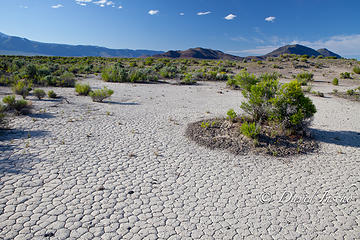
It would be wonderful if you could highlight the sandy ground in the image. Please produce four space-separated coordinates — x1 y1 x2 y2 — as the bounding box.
0 77 359 239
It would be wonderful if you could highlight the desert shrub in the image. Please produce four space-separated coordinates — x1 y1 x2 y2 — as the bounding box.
353 66 360 74
180 73 197 85
215 73 229 81
33 89 46 100
12 80 32 99
2 95 30 113
75 83 92 96
102 64 128 82
296 72 314 86
48 90 57 98
312 91 324 97
346 89 355 96
0 104 6 128
2 95 16 107
241 78 278 122
57 71 76 87
89 87 114 102
228 70 259 90
159 66 178 79
240 122 260 139
270 81 316 130
332 78 339 86
129 68 158 82
226 109 237 121
340 72 351 79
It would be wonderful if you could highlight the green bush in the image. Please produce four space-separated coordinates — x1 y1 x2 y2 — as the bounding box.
241 78 278 122
0 103 6 128
12 80 32 99
89 87 114 102
240 122 260 139
226 109 237 121
296 72 314 86
57 71 76 87
33 89 46 100
48 90 57 98
340 72 351 79
14 99 29 112
332 78 339 86
180 73 197 85
229 70 259 90
75 83 92 96
102 64 128 82
353 66 360 74
2 95 16 107
346 89 355 96
270 81 317 130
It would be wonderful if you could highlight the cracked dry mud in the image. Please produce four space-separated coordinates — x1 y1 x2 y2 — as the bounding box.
0 79 359 239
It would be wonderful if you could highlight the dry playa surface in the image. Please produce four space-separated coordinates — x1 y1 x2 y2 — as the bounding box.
0 78 359 239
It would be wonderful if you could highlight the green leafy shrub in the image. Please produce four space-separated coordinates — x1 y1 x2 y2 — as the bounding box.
296 72 314 86
347 89 355 96
353 66 360 74
57 71 76 87
332 78 339 86
270 81 317 130
241 78 278 122
48 90 57 98
89 87 114 102
240 122 260 139
228 70 258 90
180 73 197 85
340 72 351 79
2 95 16 107
14 99 29 112
33 89 46 100
102 64 128 82
226 109 237 121
75 83 92 96
12 80 32 99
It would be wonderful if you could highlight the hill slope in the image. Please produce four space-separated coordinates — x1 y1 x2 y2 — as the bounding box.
153 47 243 60
0 32 163 57
264 44 341 58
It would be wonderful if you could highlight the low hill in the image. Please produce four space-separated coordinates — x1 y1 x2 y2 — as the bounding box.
0 32 163 57
153 47 243 60
264 44 341 58
316 48 341 58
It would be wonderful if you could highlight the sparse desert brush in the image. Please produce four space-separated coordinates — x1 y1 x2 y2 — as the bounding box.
353 66 360 74
12 80 32 99
48 90 57 98
33 89 46 100
340 72 351 79
89 87 114 102
75 83 92 96
102 64 128 82
240 121 260 139
0 103 6 128
58 71 76 87
296 72 314 85
2 95 30 114
226 109 237 121
180 73 197 85
332 78 339 86
228 70 258 90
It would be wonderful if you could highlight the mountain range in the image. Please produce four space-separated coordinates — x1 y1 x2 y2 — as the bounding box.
0 32 341 59
0 32 163 57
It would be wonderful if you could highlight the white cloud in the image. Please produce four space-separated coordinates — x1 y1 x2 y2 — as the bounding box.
179 12 184 16
51 4 64 9
230 36 247 42
225 14 236 20
197 11 211 16
265 16 276 22
20 5 28 9
118 5 123 9
148 10 159 15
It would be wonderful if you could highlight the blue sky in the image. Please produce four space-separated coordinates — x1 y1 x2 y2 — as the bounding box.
1 0 360 58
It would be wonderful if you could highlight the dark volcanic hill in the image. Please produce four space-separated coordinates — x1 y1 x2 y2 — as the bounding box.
153 47 243 60
264 44 321 57
264 44 341 58
316 48 341 58
0 32 163 57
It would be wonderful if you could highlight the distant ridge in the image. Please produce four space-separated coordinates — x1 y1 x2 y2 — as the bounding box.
0 32 163 57
264 44 341 58
153 47 243 60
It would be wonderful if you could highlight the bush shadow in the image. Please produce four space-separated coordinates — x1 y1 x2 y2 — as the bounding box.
104 101 140 105
0 129 49 141
28 112 55 119
310 128 360 148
